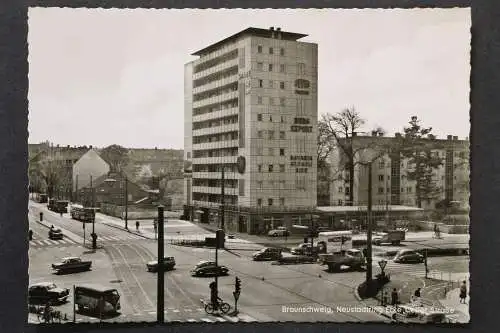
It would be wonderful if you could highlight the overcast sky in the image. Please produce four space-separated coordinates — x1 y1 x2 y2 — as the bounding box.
28 8 470 149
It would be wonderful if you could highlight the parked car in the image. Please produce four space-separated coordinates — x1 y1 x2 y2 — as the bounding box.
52 257 92 274
373 230 406 245
252 247 282 261
28 282 70 304
48 228 63 240
268 229 290 237
190 261 229 277
146 257 176 272
393 249 424 264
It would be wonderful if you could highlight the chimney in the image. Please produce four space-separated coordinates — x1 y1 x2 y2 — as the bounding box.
276 27 282 39
447 135 452 140
453 136 458 141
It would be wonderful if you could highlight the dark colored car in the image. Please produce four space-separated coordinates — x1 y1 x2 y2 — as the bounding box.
28 282 70 304
252 247 282 261
146 257 176 272
52 257 92 274
48 228 63 240
393 249 424 264
190 261 229 277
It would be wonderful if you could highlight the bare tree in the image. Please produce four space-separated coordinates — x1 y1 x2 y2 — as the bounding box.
320 107 387 206
100 145 130 172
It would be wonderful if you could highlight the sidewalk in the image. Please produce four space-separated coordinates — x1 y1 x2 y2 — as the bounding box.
439 288 470 323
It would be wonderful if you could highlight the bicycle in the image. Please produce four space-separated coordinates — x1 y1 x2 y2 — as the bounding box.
204 297 231 315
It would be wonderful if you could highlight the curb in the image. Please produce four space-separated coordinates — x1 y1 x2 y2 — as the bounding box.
34 218 84 245
101 222 153 240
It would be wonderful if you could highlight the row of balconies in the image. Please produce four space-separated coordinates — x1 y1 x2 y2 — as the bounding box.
193 74 239 95
192 139 239 151
192 122 238 137
192 156 238 164
192 107 239 123
193 58 239 81
192 186 238 195
192 172 239 179
192 90 239 109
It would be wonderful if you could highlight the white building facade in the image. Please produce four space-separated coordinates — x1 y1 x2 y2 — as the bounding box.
184 27 318 234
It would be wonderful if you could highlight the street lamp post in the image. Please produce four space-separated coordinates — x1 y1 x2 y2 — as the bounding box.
366 162 374 290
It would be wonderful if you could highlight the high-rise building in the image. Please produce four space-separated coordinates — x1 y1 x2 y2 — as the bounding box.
184 27 318 234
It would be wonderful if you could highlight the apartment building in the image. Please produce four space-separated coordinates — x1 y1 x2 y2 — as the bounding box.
184 27 318 234
329 133 470 211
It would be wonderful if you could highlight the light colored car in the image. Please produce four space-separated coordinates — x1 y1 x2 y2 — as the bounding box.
268 229 290 237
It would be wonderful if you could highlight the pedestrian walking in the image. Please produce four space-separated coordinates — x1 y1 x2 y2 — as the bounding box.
414 287 421 298
459 281 467 304
391 288 399 306
136 221 140 232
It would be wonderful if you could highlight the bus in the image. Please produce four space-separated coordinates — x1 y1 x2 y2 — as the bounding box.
74 284 121 315
316 231 354 253
70 204 96 223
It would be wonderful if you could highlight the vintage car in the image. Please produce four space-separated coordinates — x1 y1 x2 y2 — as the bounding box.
52 257 92 274
252 247 283 261
146 257 176 272
190 261 229 277
48 228 64 240
393 249 424 264
28 282 70 304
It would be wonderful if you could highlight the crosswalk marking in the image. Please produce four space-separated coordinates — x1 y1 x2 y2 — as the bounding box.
214 317 226 322
238 314 257 322
222 315 239 323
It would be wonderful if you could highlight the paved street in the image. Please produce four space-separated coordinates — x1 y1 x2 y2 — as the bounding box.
28 200 468 324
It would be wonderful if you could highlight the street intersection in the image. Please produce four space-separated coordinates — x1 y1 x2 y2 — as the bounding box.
28 200 469 324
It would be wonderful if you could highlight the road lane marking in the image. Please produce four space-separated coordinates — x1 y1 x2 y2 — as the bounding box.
42 240 52 245
201 318 214 322
184 309 193 312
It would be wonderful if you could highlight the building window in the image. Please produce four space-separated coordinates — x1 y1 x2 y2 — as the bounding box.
270 97 275 105
258 96 263 104
280 81 285 89
258 130 263 138
280 64 286 73
269 47 274 54
379 160 385 169
345 187 350 195
338 187 343 193
268 198 273 206
258 45 263 53
279 164 285 172
258 164 262 172
257 181 263 189
269 80 274 88
268 131 275 140
338 199 343 205
268 64 273 71
378 187 384 194
268 148 274 156
407 187 412 193
269 115 273 122
280 131 285 139
278 198 285 206
259 79 263 88
297 62 306 74
378 175 384 181
268 164 274 172
387 187 390 193
280 148 285 156
280 48 285 56
186 152 191 158
280 97 286 106
281 116 285 123
257 62 263 71
256 147 263 155
257 199 262 206
257 113 262 121
401 187 404 193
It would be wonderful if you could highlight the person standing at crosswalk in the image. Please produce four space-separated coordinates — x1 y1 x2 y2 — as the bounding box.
459 281 467 304
391 288 399 306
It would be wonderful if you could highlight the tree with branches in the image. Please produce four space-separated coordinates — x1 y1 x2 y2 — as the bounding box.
397 116 443 208
320 107 386 206
100 145 130 172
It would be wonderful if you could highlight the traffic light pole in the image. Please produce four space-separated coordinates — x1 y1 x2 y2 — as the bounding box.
157 205 165 323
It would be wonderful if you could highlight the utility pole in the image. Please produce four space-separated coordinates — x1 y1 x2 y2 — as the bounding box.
124 175 128 230
220 166 225 230
75 175 79 204
366 162 374 290
157 205 165 323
